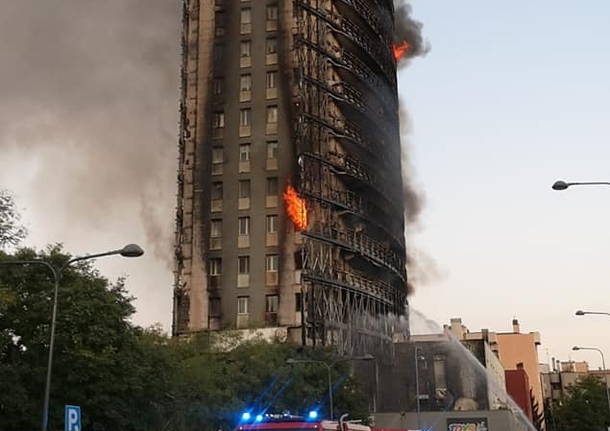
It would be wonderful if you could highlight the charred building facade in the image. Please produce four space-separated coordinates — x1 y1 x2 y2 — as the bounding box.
173 0 408 354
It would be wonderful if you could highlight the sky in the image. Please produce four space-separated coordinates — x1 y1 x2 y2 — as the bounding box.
403 0 610 369
1 1 610 369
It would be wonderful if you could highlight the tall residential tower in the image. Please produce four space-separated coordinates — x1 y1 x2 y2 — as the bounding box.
173 0 408 354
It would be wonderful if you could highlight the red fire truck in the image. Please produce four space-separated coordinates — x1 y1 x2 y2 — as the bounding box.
237 413 409 431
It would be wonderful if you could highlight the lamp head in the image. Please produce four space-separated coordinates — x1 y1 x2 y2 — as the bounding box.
572 346 580 351
575 310 585 316
552 180 569 191
120 244 144 258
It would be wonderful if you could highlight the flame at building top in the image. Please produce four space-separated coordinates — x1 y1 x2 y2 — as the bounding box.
393 0 429 64
284 185 308 231
393 41 410 62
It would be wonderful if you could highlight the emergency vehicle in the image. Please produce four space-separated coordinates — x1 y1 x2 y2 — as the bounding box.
237 413 409 431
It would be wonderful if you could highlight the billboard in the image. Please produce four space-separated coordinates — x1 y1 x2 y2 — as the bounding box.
447 418 489 431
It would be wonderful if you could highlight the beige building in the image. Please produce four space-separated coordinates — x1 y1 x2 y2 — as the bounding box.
172 0 408 354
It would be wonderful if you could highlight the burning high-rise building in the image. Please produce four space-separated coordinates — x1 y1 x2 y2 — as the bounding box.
173 0 409 354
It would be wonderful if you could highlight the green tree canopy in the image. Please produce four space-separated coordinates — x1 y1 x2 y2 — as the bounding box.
1 246 369 431
553 374 610 431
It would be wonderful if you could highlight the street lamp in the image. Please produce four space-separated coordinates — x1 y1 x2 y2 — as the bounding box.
0 243 144 431
552 180 610 191
572 346 610 414
414 346 425 430
575 310 610 317
286 355 374 420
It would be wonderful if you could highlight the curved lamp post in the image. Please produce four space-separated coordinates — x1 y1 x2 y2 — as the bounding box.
552 180 610 191
0 243 144 431
576 310 610 317
286 354 374 420
572 346 610 414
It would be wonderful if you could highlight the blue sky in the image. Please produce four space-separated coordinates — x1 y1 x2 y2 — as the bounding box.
401 1 610 368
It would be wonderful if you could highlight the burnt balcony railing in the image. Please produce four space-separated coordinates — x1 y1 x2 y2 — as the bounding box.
303 265 401 305
305 222 406 280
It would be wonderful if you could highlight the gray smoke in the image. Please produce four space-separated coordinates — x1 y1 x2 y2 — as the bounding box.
395 0 435 294
0 1 181 267
394 0 430 63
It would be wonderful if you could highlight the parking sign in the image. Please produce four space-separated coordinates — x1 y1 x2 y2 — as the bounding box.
65 405 81 431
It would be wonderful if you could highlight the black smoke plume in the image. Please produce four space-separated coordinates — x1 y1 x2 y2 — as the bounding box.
394 0 430 61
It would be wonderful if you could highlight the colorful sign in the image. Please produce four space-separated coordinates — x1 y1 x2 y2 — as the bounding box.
447 418 488 431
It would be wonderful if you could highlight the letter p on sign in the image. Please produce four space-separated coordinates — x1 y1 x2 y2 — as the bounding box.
65 405 81 431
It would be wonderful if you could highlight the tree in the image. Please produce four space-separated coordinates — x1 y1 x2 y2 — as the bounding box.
1 245 370 430
0 190 27 248
0 246 172 431
165 333 369 431
553 375 610 431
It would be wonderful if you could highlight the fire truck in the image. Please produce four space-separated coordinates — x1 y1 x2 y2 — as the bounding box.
237 413 409 431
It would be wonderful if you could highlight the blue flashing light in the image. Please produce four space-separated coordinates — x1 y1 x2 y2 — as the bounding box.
255 415 264 423
241 412 252 421
308 410 319 420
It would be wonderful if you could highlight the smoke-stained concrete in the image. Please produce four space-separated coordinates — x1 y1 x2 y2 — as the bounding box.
0 1 181 328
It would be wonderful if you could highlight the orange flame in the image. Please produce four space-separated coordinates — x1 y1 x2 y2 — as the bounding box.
283 185 308 231
393 41 410 61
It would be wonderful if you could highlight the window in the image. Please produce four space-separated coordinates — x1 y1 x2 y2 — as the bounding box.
267 178 278 196
266 38 277 55
213 44 224 64
211 182 223 200
239 180 250 199
266 254 279 272
209 258 222 275
213 111 224 138
266 38 278 65
266 106 278 134
266 71 278 99
237 296 249 314
213 78 223 96
240 109 251 137
240 40 251 57
295 293 302 312
266 106 278 124
213 112 225 128
210 220 222 238
267 141 278 159
240 108 251 127
266 295 279 313
239 216 250 236
210 297 221 317
266 71 277 89
238 256 250 274
210 219 222 250
211 182 223 212
240 74 252 102
266 215 278 233
239 144 251 162
240 40 251 68
266 5 278 23
212 147 223 175
215 12 225 37
240 74 252 92
240 8 252 34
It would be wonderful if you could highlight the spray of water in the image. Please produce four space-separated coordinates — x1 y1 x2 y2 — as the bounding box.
409 309 538 431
